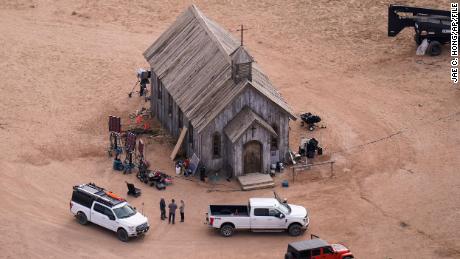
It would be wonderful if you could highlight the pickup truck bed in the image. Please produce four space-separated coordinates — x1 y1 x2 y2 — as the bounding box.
209 205 248 216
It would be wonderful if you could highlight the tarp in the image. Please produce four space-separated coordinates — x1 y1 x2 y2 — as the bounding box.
190 153 200 175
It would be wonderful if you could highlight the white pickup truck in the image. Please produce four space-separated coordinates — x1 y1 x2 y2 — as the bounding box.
70 183 149 242
206 192 309 237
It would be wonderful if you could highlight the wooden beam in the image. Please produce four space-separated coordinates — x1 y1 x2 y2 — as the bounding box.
170 127 188 160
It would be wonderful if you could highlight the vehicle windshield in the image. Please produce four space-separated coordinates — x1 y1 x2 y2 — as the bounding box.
276 203 290 214
274 192 291 214
331 243 348 252
113 205 136 219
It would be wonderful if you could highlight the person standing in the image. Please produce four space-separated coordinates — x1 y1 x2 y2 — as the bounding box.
160 198 166 220
179 200 185 222
168 199 177 224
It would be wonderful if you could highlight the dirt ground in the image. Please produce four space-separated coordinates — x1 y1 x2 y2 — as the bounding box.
0 0 459 258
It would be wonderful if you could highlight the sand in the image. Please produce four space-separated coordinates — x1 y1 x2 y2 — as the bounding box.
0 0 459 258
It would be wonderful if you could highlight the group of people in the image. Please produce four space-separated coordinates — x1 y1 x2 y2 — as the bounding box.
175 159 194 177
175 159 208 182
159 198 184 224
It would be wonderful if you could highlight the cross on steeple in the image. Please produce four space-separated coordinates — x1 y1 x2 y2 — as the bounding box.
236 24 248 46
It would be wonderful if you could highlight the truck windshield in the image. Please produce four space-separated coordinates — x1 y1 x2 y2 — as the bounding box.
113 205 136 219
276 203 290 214
274 192 291 213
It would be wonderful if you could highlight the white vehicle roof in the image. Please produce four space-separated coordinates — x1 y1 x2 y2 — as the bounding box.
249 198 280 207
74 183 126 208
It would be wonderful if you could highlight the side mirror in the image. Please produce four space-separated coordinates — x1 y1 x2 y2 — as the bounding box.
108 215 115 220
279 214 285 219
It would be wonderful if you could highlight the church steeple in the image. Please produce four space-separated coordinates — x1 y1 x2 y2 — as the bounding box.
230 25 253 83
231 45 253 83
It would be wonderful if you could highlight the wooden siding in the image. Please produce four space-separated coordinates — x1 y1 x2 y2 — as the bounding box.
224 134 233 174
231 125 273 176
150 70 158 116
151 73 290 175
151 72 194 158
200 87 290 174
224 106 277 143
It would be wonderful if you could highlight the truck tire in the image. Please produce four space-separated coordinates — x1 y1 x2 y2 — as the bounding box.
220 224 235 237
117 228 129 242
76 212 88 225
288 223 302 236
426 41 441 56
285 252 294 259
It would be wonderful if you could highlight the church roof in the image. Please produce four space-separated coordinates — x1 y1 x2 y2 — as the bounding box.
143 5 296 132
231 46 254 64
224 106 277 143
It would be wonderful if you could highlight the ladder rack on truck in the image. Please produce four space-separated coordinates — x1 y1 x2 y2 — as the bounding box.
73 183 125 208
388 4 451 56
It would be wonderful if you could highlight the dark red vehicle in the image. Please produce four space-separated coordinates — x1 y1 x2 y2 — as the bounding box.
285 236 354 259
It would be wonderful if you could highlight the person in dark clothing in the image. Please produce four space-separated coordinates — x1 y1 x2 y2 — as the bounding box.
160 198 166 220
179 200 185 222
168 199 177 224
199 166 206 182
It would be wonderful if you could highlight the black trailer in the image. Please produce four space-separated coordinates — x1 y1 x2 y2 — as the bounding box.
388 4 451 56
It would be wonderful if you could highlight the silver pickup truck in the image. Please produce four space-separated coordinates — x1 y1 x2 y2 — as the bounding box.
206 193 309 237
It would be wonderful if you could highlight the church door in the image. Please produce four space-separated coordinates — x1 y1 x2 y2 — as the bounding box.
243 140 262 174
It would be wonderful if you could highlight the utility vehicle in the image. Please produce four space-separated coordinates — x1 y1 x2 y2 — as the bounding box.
285 235 354 259
70 183 149 242
206 192 309 237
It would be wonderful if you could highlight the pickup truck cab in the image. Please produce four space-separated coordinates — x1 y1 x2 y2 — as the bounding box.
70 183 149 242
206 192 309 237
285 235 354 259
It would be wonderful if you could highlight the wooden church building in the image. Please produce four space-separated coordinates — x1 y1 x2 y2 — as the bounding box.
143 5 296 177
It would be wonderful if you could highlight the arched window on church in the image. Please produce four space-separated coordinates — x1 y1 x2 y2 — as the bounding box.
212 132 221 158
271 124 278 151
